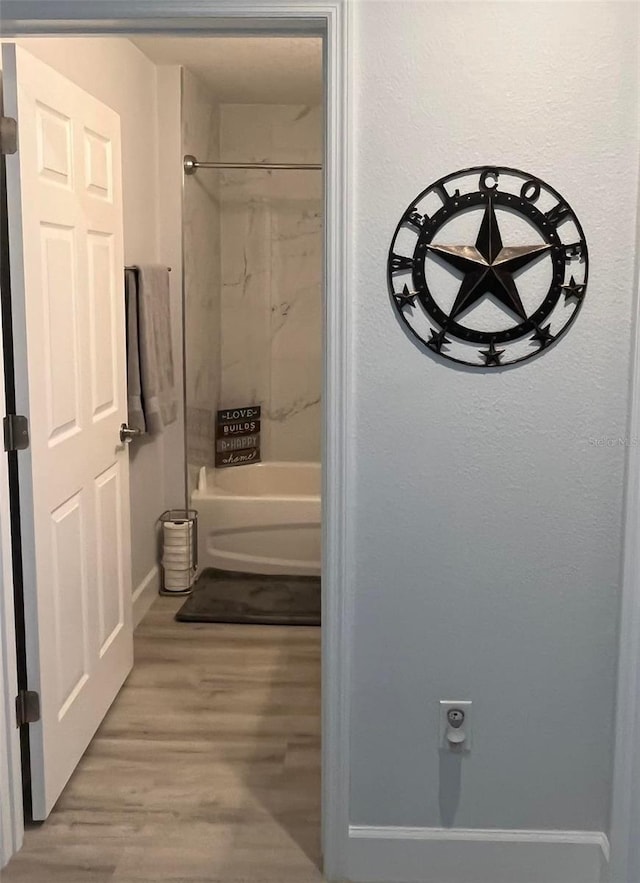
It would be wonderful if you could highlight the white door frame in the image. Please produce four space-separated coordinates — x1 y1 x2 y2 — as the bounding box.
610 205 640 880
0 269 24 866
0 1 352 878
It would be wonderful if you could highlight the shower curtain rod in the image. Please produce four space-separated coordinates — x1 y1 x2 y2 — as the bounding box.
183 154 322 175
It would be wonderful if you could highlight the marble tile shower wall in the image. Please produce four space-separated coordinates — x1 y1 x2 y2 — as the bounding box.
182 68 221 486
219 104 323 462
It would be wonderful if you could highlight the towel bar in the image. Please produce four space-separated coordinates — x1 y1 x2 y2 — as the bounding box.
125 265 171 272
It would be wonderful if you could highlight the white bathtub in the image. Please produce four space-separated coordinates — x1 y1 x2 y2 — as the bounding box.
192 462 321 576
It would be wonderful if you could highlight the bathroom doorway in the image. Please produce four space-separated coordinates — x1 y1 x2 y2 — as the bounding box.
0 11 349 879
173 38 323 625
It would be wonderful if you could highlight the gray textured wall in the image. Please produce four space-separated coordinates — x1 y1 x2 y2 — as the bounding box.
349 0 639 832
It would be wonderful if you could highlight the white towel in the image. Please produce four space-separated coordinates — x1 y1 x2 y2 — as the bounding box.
125 265 177 434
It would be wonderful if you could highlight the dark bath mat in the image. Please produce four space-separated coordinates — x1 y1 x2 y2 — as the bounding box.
175 568 320 626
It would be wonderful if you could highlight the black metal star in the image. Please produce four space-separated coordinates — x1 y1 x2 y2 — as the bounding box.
426 327 451 353
530 323 554 349
394 284 418 308
480 340 505 366
562 275 585 302
426 198 551 322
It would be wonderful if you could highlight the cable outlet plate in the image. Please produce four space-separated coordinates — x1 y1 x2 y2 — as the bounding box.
439 699 472 751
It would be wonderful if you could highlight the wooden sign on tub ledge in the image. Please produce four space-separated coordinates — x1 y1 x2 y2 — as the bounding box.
215 405 261 468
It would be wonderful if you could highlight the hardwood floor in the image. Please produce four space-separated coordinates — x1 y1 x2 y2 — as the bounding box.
3 596 323 882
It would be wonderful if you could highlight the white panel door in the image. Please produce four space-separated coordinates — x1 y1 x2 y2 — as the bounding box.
2 44 133 819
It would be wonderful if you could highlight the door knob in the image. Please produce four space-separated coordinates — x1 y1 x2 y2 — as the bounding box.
120 423 142 444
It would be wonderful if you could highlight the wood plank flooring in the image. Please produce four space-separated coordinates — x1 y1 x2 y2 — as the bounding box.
3 596 323 883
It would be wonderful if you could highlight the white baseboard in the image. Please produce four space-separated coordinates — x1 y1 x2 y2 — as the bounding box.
346 825 609 883
132 565 160 628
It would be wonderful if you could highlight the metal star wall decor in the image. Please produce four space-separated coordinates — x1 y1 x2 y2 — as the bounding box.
388 166 588 368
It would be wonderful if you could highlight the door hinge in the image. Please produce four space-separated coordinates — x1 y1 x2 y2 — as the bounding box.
3 414 29 452
16 690 40 727
0 117 17 156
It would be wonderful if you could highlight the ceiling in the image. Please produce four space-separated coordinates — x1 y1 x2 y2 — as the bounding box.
131 36 323 105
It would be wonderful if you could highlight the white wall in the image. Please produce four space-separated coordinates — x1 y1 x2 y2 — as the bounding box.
349 0 638 852
182 67 222 487
220 104 323 462
6 38 185 597
182 98 323 469
156 64 186 511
